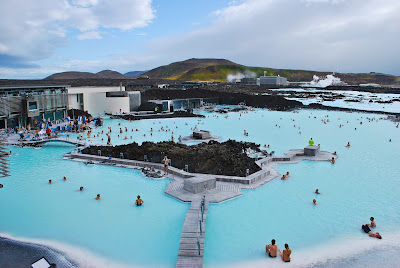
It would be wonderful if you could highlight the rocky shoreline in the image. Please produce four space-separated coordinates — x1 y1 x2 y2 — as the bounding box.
304 103 400 116
82 140 262 177
140 88 303 111
0 236 76 268
112 110 205 120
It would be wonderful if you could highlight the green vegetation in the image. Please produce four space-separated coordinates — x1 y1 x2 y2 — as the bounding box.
142 58 400 86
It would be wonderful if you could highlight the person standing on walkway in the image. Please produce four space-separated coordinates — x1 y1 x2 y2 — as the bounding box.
162 155 170 175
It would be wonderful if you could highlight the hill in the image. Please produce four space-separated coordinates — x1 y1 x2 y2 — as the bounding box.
124 71 147 77
141 58 400 86
96 70 127 79
45 71 99 80
143 58 239 80
45 70 128 80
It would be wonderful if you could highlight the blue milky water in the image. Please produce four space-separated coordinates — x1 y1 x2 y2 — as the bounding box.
0 108 399 267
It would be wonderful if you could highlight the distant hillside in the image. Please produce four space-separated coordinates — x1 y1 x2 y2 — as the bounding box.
143 58 239 80
96 70 127 79
45 70 128 80
142 58 400 86
124 71 147 77
45 71 99 80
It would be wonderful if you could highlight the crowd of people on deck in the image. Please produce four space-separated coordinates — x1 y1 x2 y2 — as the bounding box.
7 116 97 143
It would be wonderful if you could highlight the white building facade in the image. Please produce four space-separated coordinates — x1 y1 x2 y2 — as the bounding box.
68 86 141 116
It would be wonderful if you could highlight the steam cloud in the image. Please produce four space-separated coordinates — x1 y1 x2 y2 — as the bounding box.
304 74 347 88
227 70 256 82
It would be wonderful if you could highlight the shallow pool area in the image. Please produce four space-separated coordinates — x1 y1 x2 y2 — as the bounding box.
0 107 399 268
0 143 189 267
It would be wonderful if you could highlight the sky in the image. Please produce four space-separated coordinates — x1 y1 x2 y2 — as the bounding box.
0 0 399 79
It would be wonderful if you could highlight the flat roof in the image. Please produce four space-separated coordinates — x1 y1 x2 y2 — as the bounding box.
0 85 70 90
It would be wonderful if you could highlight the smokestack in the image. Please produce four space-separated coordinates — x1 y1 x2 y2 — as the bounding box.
120 82 122 91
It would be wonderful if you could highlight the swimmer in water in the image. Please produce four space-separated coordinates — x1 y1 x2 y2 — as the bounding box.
331 157 335 164
49 179 52 184
333 151 337 155
346 142 350 147
80 186 84 191
281 175 286 180
313 199 317 205
309 138 314 146
63 176 67 181
284 172 290 178
361 225 381 239
315 189 320 194
368 217 376 228
135 195 144 206
95 194 101 200
265 239 278 257
278 244 291 263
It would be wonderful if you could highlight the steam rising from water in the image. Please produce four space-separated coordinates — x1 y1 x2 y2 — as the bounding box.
305 74 347 88
227 70 256 82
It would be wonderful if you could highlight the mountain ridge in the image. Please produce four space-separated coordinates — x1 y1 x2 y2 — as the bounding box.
43 58 400 86
45 70 128 80
141 58 400 86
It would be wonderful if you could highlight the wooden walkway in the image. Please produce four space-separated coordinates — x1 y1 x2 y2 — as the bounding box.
176 199 208 268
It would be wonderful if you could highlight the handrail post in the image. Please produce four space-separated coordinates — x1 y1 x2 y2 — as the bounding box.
199 219 202 236
197 237 201 256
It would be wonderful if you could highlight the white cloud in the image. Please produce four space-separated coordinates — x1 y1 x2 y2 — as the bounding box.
0 0 155 63
77 31 102 40
0 44 8 53
150 0 400 75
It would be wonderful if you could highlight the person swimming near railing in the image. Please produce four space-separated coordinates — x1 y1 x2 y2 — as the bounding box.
265 239 278 257
331 157 335 164
361 224 382 239
278 243 291 262
95 194 101 200
135 195 144 206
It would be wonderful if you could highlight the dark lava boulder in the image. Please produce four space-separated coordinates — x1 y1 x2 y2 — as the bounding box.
68 109 92 119
82 140 261 177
